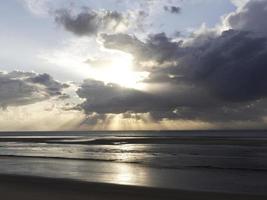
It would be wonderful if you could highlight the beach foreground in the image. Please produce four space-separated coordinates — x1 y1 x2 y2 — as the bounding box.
0 174 266 200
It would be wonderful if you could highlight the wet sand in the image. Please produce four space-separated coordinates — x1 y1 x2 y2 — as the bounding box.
0 174 266 200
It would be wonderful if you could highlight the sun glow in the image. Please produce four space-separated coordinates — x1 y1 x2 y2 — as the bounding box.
41 38 148 90
89 53 149 90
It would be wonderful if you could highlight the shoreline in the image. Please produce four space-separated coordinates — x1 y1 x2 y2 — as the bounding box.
1 135 267 146
0 174 266 200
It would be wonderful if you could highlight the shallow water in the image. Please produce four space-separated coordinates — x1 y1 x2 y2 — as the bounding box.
1 131 267 194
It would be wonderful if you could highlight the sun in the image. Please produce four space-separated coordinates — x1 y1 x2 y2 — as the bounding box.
41 39 148 90
89 53 149 90
106 56 146 89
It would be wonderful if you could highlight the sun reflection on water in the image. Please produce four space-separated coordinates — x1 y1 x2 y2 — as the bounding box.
108 144 149 185
114 164 137 184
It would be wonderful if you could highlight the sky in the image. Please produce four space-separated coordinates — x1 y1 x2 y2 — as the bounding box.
1 0 267 130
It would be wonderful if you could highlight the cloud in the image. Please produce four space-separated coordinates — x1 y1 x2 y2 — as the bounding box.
77 79 199 122
76 74 267 125
22 0 52 16
75 0 267 127
0 70 84 130
163 6 181 14
77 79 159 114
76 78 222 122
181 30 267 102
101 32 184 70
0 71 68 108
227 0 267 37
230 0 250 8
54 8 128 36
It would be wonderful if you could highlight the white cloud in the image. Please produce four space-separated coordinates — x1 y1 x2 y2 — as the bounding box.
230 0 250 8
22 0 52 16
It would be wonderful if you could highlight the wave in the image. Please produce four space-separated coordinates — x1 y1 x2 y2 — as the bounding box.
1 154 267 172
0 154 144 164
1 136 267 146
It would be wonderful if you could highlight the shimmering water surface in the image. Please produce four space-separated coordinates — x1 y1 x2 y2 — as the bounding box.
1 131 267 194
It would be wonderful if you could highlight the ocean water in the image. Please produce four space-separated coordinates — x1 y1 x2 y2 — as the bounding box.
1 130 267 194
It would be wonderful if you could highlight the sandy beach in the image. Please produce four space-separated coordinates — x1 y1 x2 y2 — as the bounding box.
0 174 266 200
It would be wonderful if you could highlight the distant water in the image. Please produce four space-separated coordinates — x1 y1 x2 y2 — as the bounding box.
1 130 267 194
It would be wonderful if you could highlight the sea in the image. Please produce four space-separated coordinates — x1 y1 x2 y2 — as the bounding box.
0 130 267 195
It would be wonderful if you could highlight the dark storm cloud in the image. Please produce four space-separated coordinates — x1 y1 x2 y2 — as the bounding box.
75 0 267 125
76 79 203 120
228 0 267 37
77 79 226 121
102 28 267 103
101 32 185 70
28 73 69 96
54 8 127 36
181 30 267 102
77 79 163 114
163 6 181 14
77 76 267 123
0 71 68 108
